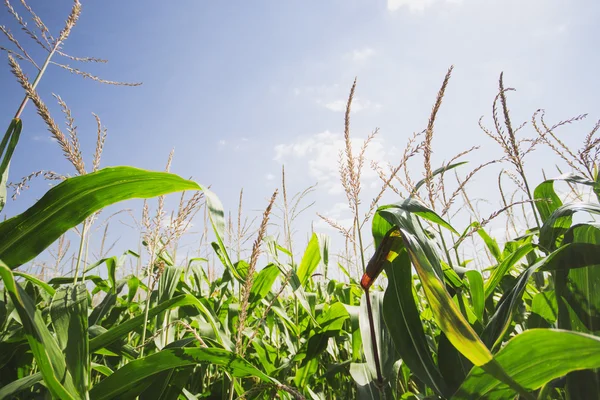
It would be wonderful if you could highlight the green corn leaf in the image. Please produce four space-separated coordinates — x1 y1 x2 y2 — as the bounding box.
400 229 493 366
0 372 43 399
465 270 484 323
533 180 563 223
139 366 194 400
12 270 56 296
482 242 600 350
455 329 600 399
304 302 349 362
539 202 600 252
379 197 458 235
344 305 363 362
50 284 89 397
412 161 468 194
476 226 502 262
483 242 534 300
249 263 280 303
204 189 244 282
0 166 202 269
373 215 449 397
558 223 600 398
297 233 322 287
437 331 471 396
92 363 114 377
377 207 534 399
294 357 318 389
559 223 600 332
89 347 272 400
89 325 139 359
90 294 224 352
530 291 558 325
0 261 79 399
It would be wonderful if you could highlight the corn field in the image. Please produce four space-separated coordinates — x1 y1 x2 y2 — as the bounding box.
1 1 600 399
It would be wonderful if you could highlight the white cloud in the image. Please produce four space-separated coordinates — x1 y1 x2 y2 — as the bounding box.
266 173 275 181
323 100 351 113
387 0 462 12
320 98 382 113
274 131 388 193
351 48 376 62
218 139 227 146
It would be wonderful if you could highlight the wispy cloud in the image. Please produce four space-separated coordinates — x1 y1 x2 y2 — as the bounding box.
31 135 55 143
274 130 389 193
319 98 382 113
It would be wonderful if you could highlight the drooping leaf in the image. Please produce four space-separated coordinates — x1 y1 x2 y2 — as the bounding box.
379 197 458 235
0 167 202 269
374 215 448 397
412 161 468 194
12 270 56 296
533 180 563 223
399 229 493 366
539 202 600 252
377 208 533 399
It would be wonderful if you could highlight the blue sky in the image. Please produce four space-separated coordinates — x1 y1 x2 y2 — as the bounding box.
1 0 599 273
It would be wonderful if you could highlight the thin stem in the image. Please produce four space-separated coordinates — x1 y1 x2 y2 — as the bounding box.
355 209 367 275
520 171 542 231
438 227 455 269
227 378 236 400
81 218 91 281
140 253 156 358
72 219 88 284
